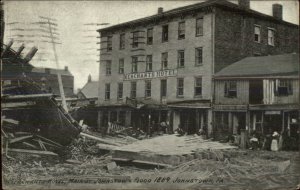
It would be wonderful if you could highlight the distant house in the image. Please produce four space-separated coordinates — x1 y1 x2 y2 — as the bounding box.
77 75 98 104
213 53 299 141
28 66 75 97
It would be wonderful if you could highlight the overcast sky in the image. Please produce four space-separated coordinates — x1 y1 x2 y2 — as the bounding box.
3 0 299 91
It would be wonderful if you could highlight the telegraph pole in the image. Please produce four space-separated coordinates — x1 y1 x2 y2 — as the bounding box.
39 16 68 112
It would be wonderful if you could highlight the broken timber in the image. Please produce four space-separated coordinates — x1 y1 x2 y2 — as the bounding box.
8 148 58 156
80 132 121 146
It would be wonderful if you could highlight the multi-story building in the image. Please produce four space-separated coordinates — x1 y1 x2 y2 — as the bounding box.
28 66 75 97
213 53 299 149
97 0 299 136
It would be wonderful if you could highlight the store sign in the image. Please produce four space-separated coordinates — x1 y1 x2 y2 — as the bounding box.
124 69 177 80
265 111 281 115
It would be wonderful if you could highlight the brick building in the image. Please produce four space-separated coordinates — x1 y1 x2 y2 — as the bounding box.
96 0 298 136
28 66 75 97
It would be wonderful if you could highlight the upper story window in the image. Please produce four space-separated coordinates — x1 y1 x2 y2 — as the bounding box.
178 21 185 39
131 56 138 73
177 78 184 97
162 25 168 42
161 52 168 70
177 50 185 68
120 33 125 49
275 79 293 96
254 25 261 43
145 80 151 98
107 36 112 51
147 28 153 45
105 83 110 100
196 18 203 36
119 59 124 74
268 28 275 46
146 55 153 72
195 47 203 66
132 31 139 48
130 81 137 99
117 82 123 100
224 81 237 98
105 60 111 75
194 77 202 97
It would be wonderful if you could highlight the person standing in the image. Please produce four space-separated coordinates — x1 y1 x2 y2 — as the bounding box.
271 131 280 151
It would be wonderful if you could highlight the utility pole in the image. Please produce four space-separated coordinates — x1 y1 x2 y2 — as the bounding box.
38 16 68 112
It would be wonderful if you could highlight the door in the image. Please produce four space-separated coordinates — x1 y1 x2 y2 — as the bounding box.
249 80 263 104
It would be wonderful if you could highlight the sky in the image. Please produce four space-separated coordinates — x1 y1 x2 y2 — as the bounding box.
3 0 299 91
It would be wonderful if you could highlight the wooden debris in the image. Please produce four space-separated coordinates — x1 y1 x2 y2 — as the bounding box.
2 118 19 125
8 148 58 156
9 135 33 144
80 132 121 146
132 160 172 168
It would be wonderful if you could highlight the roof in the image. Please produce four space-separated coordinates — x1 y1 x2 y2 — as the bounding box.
79 81 98 99
97 0 298 33
31 67 73 76
214 53 299 78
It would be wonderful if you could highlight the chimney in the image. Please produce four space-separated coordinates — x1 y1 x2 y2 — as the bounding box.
64 66 68 71
238 0 250 9
88 74 92 82
272 4 283 20
16 44 25 57
158 7 163 14
24 46 38 63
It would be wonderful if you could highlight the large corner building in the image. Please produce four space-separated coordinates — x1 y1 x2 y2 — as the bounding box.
96 0 299 136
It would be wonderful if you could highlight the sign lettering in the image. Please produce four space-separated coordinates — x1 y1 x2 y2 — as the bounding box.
124 69 177 80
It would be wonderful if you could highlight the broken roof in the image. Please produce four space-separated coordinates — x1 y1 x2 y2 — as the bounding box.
31 67 73 76
79 81 98 99
214 53 299 78
97 0 298 33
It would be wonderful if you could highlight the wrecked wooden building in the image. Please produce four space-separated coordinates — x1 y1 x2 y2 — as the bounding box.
1 42 81 146
213 53 299 149
95 0 298 136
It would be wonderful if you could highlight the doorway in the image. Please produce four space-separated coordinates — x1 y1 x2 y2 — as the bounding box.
249 80 263 104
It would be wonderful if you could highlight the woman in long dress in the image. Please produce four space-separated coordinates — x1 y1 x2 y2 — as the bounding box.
271 131 279 151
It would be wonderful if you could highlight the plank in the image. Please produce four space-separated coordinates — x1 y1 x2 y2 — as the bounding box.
97 143 118 150
132 160 172 168
80 132 121 146
8 148 58 156
9 135 33 144
111 157 132 162
36 135 63 147
22 142 39 149
2 118 19 125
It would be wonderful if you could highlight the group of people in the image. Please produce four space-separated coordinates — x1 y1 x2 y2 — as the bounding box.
249 130 282 151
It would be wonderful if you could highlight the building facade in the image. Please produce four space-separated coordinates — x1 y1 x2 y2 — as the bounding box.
213 54 299 149
28 66 75 97
97 0 299 136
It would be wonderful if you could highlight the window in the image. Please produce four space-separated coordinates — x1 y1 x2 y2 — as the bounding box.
195 77 202 96
196 18 203 36
145 80 151 98
195 47 203 65
130 81 137 99
224 81 237 98
254 25 261 43
132 31 139 48
177 78 184 97
161 52 168 70
107 36 112 51
177 50 185 68
105 60 111 75
275 80 293 96
162 25 168 42
131 56 138 73
117 83 123 99
147 28 153 45
119 59 124 74
268 28 275 46
146 55 152 71
105 83 110 100
120 33 125 49
178 21 185 39
161 79 167 98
